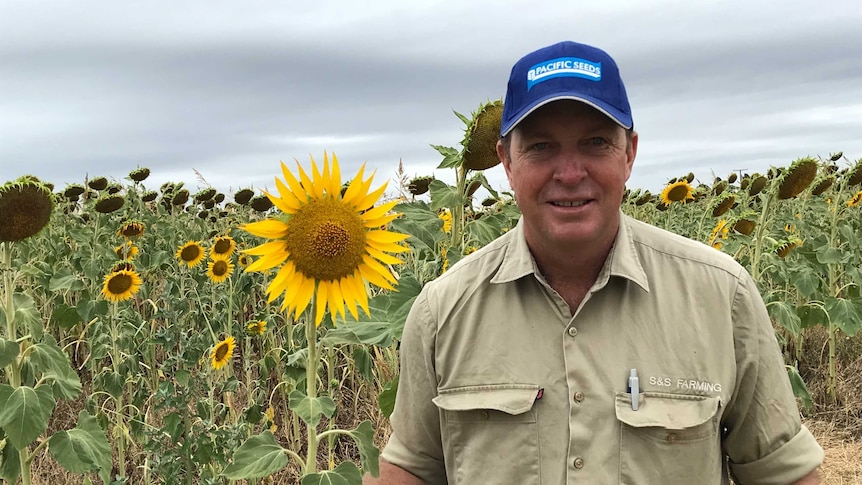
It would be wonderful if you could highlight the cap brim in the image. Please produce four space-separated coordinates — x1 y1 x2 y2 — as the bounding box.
501 95 633 137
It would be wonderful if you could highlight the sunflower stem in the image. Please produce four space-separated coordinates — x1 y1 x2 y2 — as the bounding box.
304 292 320 475
109 302 128 479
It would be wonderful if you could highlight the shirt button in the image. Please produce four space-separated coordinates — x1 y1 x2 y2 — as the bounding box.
666 433 678 443
573 391 585 403
573 457 585 469
567 327 578 337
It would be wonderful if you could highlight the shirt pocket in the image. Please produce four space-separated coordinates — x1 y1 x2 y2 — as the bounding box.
433 384 540 485
615 392 723 485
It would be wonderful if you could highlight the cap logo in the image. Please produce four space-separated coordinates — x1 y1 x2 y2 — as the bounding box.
526 57 602 90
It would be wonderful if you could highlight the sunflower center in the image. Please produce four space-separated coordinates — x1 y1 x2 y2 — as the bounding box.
284 198 367 281
213 260 229 276
667 184 690 202
214 239 232 254
107 273 133 294
214 342 230 361
181 245 201 261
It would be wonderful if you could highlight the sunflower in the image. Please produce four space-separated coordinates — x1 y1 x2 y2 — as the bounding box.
733 219 756 236
118 221 145 239
237 253 252 268
0 179 54 242
211 235 237 258
94 194 125 214
101 269 142 303
408 176 434 196
234 188 255 205
777 158 818 200
846 161 862 187
659 180 694 204
711 194 735 217
847 191 862 208
88 176 108 191
748 175 768 196
247 320 267 335
242 152 409 325
207 257 234 283
810 175 834 196
114 241 139 259
709 219 730 246
211 336 235 370
775 238 802 258
438 209 452 233
129 167 150 182
176 241 206 268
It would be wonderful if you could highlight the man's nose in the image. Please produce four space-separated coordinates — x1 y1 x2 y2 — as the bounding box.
553 152 587 183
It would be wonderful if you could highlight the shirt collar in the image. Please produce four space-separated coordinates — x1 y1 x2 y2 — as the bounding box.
490 211 650 293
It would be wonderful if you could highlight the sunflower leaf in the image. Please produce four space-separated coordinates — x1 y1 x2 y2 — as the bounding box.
429 180 462 211
222 431 289 479
0 338 18 368
348 420 380 478
28 336 82 400
50 303 81 330
300 461 363 485
786 365 813 413
48 268 85 292
378 376 399 419
321 321 395 348
12 293 43 341
766 300 802 337
0 384 56 449
48 411 112 484
0 432 21 483
825 296 861 336
288 390 336 427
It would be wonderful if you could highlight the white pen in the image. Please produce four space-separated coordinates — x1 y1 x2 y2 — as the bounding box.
628 369 639 411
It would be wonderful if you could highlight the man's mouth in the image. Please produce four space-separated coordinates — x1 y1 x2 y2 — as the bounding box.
551 200 589 207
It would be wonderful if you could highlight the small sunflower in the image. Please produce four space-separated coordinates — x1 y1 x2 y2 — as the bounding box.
242 152 410 325
438 209 452 233
847 191 862 208
237 253 252 268
118 221 145 239
64 184 86 199
0 179 54 242
207 257 234 283
176 241 205 268
246 320 267 335
172 189 190 206
211 336 235 370
211 235 237 258
635 192 652 206
115 241 139 259
194 188 217 203
407 176 434 196
659 180 694 204
461 99 504 171
711 240 723 251
709 219 730 246
102 269 142 303
777 158 818 200
775 238 802 258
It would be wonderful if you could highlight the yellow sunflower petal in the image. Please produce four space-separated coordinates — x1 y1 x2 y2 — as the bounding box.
296 159 321 201
263 189 298 215
341 164 368 207
281 161 307 202
328 279 346 321
245 247 289 272
243 219 288 239
293 276 316 321
328 153 342 198
365 246 404 266
267 264 296 302
340 275 360 320
276 264 305 305
360 200 399 224
315 282 329 325
355 181 389 212
350 270 371 317
359 256 397 288
366 230 410 244
243 240 288 256
274 178 302 212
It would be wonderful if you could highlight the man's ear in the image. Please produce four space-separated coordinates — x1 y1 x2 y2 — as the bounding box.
625 131 638 180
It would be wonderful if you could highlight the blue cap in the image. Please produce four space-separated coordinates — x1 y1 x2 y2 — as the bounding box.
500 41 633 137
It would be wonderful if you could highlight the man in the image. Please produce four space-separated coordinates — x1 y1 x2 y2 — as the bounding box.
365 41 823 484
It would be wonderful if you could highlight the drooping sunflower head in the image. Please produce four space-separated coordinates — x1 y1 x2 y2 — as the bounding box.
748 175 768 196
727 172 738 184
847 191 862 208
461 99 504 171
775 237 803 258
129 167 150 182
211 235 237 258
101 269 142 303
118 221 145 239
777 158 818 200
846 160 862 187
115 241 139 259
733 218 757 236
88 176 108 191
659 180 695 204
210 336 235 370
141 190 158 202
207 257 234 283
234 188 255 205
194 188 217 203
810 175 835 196
241 152 410 325
712 180 728 196
711 193 735 218
635 191 652 206
94 194 125 214
111 260 136 273
407 176 434 196
172 189 190 206
246 320 267 335
250 195 274 212
64 184 86 199
0 179 54 242
176 241 205 267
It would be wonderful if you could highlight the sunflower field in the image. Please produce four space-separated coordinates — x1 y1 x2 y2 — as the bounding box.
1 103 861 484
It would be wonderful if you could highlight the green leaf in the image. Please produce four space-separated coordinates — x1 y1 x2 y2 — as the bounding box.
48 411 112 484
797 304 827 329
288 390 336 427
430 145 462 169
0 433 21 483
76 299 108 325
0 339 18 368
348 421 380 478
786 365 813 413
322 322 395 348
48 269 85 292
378 376 399 419
300 461 363 485
815 246 849 265
453 109 471 126
0 384 56 449
50 303 81 330
766 300 802 337
429 180 462 211
221 431 289 479
94 371 124 400
825 296 862 336
465 213 505 247
352 346 373 382
12 293 43 341
789 265 821 299
28 335 82 400
163 412 183 442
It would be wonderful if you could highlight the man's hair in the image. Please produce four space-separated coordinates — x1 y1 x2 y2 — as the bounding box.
499 128 634 161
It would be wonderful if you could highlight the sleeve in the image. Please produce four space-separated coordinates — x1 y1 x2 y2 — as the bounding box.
722 270 824 485
380 289 447 484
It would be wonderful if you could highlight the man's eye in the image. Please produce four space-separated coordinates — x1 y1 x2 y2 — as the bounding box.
588 137 607 146
531 142 549 151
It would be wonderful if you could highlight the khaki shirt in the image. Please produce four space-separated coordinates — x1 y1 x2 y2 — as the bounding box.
382 213 823 485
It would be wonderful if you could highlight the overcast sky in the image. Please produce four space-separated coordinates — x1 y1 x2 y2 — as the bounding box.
2 0 861 201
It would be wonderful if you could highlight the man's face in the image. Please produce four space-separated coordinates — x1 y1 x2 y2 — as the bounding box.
497 100 637 255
